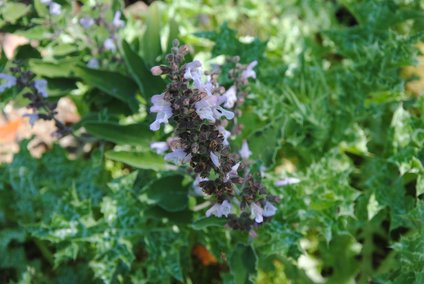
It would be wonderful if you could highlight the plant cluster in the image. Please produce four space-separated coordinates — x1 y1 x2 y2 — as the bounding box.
0 0 423 283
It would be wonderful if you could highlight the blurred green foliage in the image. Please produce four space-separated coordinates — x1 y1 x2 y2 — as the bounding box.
0 0 423 283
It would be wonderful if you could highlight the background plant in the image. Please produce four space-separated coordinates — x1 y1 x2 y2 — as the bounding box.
0 0 423 283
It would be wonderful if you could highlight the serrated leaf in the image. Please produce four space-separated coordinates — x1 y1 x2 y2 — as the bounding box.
84 121 153 146
105 150 166 171
247 116 284 167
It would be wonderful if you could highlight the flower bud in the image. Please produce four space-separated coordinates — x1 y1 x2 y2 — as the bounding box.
151 66 163 76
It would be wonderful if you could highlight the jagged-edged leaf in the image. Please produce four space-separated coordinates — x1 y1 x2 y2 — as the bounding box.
247 116 284 167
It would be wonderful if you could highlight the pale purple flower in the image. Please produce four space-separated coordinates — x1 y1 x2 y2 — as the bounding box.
250 202 264 223
193 175 208 195
210 152 220 168
113 11 125 28
239 140 252 160
206 200 232 218
34 79 48 97
150 141 169 155
225 162 240 182
151 66 162 76
164 148 191 164
104 38 116 51
218 126 231 145
23 113 39 127
263 201 277 217
0 73 17 93
240 60 257 82
275 177 301 187
87 58 99 69
80 17 95 29
223 85 237 108
49 2 61 16
195 95 234 122
149 94 173 131
184 60 202 86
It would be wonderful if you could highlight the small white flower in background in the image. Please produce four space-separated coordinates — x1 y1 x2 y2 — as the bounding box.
206 200 232 218
34 79 48 97
275 177 301 187
103 38 116 51
210 152 220 168
49 2 61 16
193 175 208 195
112 11 125 28
149 93 173 131
80 17 95 29
164 148 191 164
150 141 169 155
223 85 237 108
151 66 162 76
225 162 240 182
239 140 252 160
23 113 39 127
0 73 17 93
41 0 51 4
87 58 99 69
195 95 234 122
263 201 277 217
218 126 231 145
250 202 264 223
240 60 258 83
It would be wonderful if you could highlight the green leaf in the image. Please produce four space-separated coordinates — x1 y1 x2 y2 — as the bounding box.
142 2 162 64
2 3 30 24
144 206 193 224
230 244 257 284
84 121 153 146
121 40 166 100
247 116 284 167
28 59 78 78
105 150 166 171
166 19 179 53
145 175 188 212
0 48 7 72
192 217 226 230
75 66 138 108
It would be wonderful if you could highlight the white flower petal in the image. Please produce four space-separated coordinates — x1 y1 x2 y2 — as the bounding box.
239 140 252 160
0 73 17 93
263 201 277 217
34 79 48 97
150 142 169 155
223 85 237 108
274 178 301 187
210 152 220 168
